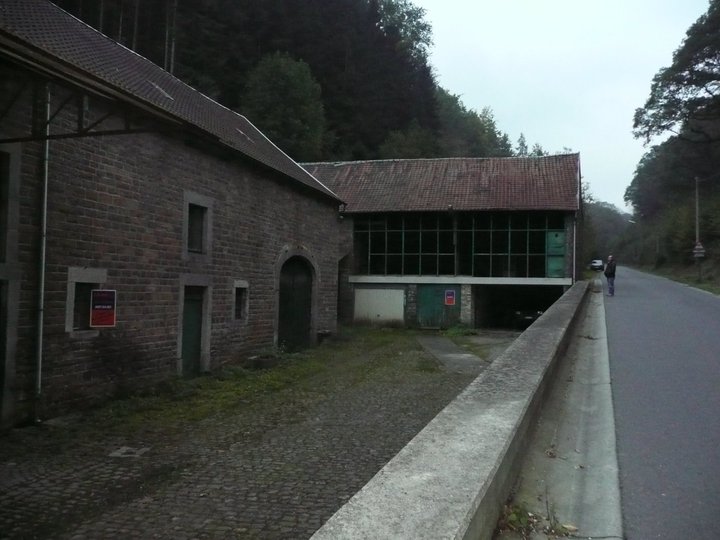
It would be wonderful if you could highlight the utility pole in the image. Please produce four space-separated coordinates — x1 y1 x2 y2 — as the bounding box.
695 176 700 244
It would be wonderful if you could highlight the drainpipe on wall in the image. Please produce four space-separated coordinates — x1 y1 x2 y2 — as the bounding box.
573 215 577 283
34 84 51 423
574 166 581 283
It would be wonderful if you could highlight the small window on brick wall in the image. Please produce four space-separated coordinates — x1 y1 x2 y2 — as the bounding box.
183 192 213 260
66 267 107 334
187 203 206 253
233 280 249 322
73 282 96 330
0 151 9 263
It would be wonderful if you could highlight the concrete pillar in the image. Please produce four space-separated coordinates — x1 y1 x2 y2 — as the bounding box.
405 284 417 327
461 284 474 326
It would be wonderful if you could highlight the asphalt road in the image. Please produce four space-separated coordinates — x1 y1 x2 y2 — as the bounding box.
604 266 720 539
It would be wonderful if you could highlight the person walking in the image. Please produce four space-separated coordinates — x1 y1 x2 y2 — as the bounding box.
604 254 617 296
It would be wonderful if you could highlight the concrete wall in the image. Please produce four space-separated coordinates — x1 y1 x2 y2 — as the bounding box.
311 280 589 540
1 67 341 425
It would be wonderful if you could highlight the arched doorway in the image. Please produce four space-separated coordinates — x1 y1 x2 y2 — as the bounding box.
278 256 313 351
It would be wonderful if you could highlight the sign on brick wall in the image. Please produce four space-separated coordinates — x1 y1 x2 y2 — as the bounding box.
90 289 117 328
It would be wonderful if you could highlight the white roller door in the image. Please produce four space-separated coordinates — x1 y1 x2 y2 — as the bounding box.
354 288 405 322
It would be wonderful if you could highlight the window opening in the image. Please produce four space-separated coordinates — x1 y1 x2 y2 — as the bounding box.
352 211 566 278
73 282 96 330
0 152 8 263
234 284 248 320
187 203 206 253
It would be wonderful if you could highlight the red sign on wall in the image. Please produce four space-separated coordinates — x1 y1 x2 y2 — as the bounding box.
90 289 117 328
444 289 456 306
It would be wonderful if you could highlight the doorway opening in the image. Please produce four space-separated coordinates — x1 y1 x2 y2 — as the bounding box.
181 285 206 376
278 257 313 351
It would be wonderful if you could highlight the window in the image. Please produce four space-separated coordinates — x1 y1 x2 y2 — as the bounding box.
65 267 107 334
352 211 568 278
73 282 94 330
233 280 249 322
0 151 8 263
183 192 213 260
187 204 206 253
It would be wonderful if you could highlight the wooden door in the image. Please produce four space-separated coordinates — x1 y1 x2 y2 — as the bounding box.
278 257 312 351
181 286 204 376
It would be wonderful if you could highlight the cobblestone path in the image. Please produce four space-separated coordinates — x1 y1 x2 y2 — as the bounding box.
0 330 512 539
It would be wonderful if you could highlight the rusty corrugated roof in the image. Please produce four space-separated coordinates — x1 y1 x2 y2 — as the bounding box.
0 0 340 202
303 155 581 213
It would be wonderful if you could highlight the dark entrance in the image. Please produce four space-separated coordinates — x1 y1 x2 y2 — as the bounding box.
181 286 205 376
474 284 565 329
278 257 313 351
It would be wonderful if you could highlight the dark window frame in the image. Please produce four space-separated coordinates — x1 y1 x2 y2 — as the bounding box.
352 211 566 278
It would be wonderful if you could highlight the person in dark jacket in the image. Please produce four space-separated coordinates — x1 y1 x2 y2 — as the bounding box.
604 254 617 296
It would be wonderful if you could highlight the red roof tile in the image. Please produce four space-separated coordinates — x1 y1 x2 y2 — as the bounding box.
0 0 340 202
303 155 581 213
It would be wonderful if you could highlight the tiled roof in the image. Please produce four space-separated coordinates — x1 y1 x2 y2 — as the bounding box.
303 155 581 213
0 0 339 202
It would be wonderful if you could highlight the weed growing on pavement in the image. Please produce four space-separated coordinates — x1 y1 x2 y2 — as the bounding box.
542 489 576 537
52 327 432 434
496 502 540 537
93 352 328 428
495 490 583 539
442 325 477 337
0 326 475 461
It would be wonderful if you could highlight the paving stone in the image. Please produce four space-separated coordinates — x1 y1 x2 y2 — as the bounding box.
0 334 513 539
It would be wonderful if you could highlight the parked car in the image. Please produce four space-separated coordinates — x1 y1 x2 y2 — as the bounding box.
513 309 544 330
590 259 604 271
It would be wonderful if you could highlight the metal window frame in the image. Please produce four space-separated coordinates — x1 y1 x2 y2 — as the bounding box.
354 212 565 278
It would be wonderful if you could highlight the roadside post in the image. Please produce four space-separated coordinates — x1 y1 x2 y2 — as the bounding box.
693 242 705 282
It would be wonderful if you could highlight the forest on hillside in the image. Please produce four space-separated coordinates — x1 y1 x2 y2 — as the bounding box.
616 0 720 281
52 0 719 284
51 0 548 163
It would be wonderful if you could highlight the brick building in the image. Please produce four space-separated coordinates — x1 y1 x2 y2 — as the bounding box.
0 1 583 428
304 156 582 329
0 1 344 427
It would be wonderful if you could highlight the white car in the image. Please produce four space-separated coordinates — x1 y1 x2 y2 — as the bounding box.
590 259 604 271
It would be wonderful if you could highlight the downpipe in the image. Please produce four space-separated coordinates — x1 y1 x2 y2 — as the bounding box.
34 84 50 423
573 215 577 283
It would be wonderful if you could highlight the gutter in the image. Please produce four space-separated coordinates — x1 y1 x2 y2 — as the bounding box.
34 83 50 423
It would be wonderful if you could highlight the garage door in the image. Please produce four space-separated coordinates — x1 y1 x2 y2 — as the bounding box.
354 288 405 323
417 284 461 328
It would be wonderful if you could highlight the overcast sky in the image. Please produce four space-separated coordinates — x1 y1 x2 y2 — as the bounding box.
412 0 709 212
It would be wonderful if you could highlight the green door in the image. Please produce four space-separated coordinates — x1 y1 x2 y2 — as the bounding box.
417 285 461 328
546 231 566 277
182 286 204 376
278 257 313 351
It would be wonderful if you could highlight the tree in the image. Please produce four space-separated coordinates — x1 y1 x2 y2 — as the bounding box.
516 134 528 157
584 201 630 259
633 0 720 143
376 0 433 64
434 89 513 157
529 143 548 156
239 52 327 161
378 120 438 158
